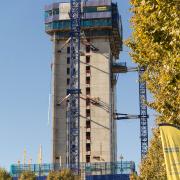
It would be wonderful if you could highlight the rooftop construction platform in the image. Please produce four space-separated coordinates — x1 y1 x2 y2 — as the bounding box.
44 0 122 59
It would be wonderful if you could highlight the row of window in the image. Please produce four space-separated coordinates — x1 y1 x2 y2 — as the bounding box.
56 155 91 163
66 45 91 54
66 74 91 86
66 56 90 64
66 77 91 86
66 68 90 75
66 79 91 86
45 6 111 19
65 47 92 163
45 19 112 31
45 9 59 18
85 53 91 163
66 54 91 85
66 69 91 85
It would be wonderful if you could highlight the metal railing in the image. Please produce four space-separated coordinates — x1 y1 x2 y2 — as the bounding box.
10 161 135 177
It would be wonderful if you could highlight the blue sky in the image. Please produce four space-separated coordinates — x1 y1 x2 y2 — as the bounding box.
0 0 155 171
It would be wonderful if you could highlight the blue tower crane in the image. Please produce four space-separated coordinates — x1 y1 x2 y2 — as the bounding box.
67 0 81 173
113 63 149 159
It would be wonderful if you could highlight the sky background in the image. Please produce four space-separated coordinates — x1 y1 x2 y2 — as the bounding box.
0 0 155 171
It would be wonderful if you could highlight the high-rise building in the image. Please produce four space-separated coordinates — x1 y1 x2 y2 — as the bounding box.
44 0 122 165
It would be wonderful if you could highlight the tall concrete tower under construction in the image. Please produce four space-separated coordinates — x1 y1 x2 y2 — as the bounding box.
44 0 122 165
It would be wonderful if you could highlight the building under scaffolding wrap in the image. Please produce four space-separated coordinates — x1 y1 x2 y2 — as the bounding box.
45 1 122 57
44 0 124 167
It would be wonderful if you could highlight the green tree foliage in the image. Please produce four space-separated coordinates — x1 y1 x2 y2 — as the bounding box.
0 168 12 180
127 0 180 179
19 171 36 180
47 169 80 180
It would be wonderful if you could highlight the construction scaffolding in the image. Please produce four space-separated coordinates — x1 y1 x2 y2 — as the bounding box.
45 1 122 59
10 161 135 177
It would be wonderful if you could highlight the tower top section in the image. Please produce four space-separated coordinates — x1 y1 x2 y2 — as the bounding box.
44 0 122 59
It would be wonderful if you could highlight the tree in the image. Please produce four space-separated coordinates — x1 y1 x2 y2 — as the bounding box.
47 169 80 180
130 172 138 180
138 129 166 179
19 171 36 180
0 168 12 180
126 0 180 179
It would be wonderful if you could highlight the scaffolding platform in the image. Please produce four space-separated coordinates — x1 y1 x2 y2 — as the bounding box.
112 62 127 73
10 161 135 177
44 0 122 59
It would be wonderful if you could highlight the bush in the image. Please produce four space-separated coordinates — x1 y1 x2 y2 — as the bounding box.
19 171 36 180
47 169 80 180
0 168 12 180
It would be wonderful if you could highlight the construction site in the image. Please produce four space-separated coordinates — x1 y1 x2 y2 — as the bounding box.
10 0 149 179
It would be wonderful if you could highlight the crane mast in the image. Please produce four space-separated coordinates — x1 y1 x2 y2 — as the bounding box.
67 0 81 172
139 67 148 158
113 63 149 159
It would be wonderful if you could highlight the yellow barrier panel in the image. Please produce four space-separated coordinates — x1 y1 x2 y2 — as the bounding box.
97 6 107 11
159 124 180 180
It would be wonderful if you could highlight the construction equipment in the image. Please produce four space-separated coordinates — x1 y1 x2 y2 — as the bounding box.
67 0 81 173
138 67 148 158
114 113 149 120
113 63 149 159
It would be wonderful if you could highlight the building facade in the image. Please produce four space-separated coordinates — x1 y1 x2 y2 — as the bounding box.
44 0 122 165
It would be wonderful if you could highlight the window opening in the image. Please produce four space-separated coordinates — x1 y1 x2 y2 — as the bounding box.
86 66 91 74
67 78 70 85
86 109 90 117
86 143 91 151
67 47 70 54
67 57 70 64
86 121 91 128
86 98 90 106
86 56 90 64
86 132 91 140
67 68 70 75
86 155 90 163
86 45 91 53
86 77 90 84
86 87 90 95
